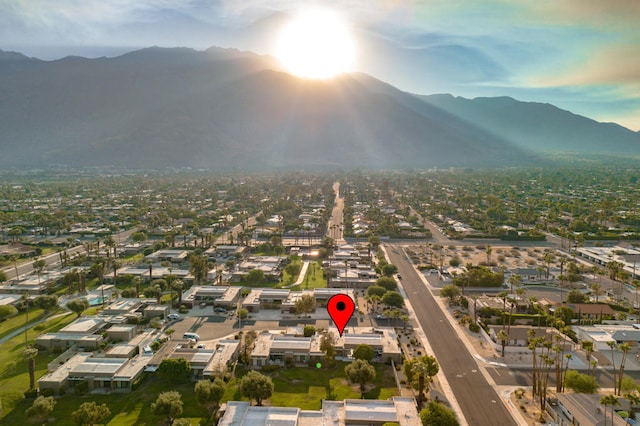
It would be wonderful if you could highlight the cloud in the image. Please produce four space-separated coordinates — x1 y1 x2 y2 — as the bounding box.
0 0 215 45
525 0 640 30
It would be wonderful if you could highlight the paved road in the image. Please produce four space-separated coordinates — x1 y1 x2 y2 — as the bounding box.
2 245 86 280
219 213 260 245
486 367 623 389
327 182 346 245
2 227 138 280
385 244 518 426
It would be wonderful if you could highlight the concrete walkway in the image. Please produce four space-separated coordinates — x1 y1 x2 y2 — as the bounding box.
282 261 310 288
0 311 72 345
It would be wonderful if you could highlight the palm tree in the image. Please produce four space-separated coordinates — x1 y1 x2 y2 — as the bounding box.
508 274 522 294
623 391 640 425
582 340 595 376
172 280 185 309
154 284 162 304
412 355 439 408
543 253 553 280
600 394 620 426
497 329 509 357
631 279 640 319
133 276 142 298
9 254 20 281
103 234 116 259
147 260 154 283
607 260 623 281
616 343 632 396
22 291 30 346
32 257 47 285
25 347 38 389
590 282 603 304
608 341 619 394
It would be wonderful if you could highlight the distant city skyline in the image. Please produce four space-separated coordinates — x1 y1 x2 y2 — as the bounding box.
2 0 639 130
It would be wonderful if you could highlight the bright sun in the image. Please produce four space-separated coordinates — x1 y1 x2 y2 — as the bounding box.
275 9 356 79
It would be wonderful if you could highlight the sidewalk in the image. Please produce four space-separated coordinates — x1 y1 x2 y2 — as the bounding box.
293 261 310 286
406 251 530 426
380 245 471 426
0 311 72 345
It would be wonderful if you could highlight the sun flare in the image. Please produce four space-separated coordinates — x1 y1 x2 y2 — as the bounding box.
275 9 356 79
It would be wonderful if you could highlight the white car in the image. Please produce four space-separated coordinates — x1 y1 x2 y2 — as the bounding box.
167 313 180 320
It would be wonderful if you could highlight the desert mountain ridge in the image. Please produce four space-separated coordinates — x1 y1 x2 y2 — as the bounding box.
0 46 638 170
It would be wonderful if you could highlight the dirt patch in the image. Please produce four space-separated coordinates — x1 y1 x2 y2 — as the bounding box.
406 244 554 272
510 389 552 425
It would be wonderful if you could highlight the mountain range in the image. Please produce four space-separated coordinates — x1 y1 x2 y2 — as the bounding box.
0 46 638 170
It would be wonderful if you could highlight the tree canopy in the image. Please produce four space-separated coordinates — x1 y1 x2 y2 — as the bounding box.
419 401 459 426
66 298 89 317
245 269 265 283
453 267 504 288
295 294 316 314
0 305 18 320
33 295 58 312
158 358 191 383
439 284 461 303
367 285 388 298
382 291 404 308
26 396 56 424
564 370 599 394
353 344 375 362
376 276 398 291
72 401 111 426
381 264 398 276
240 371 274 406
151 391 184 424
344 359 376 393
566 290 588 304
194 379 226 414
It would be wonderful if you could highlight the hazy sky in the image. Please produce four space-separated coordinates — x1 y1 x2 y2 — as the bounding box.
2 0 639 130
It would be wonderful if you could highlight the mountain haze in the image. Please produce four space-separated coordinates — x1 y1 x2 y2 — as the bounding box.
0 47 637 170
421 94 640 154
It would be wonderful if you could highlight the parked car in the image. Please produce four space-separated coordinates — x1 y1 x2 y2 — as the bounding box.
167 313 180 320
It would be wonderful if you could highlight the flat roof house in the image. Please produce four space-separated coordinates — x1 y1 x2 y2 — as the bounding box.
145 249 189 263
181 285 242 308
203 339 240 378
219 398 421 426
40 354 150 395
68 356 148 393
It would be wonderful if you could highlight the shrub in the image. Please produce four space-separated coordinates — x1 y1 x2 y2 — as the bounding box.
40 388 54 397
468 322 480 333
74 381 89 396
261 364 281 373
24 388 38 399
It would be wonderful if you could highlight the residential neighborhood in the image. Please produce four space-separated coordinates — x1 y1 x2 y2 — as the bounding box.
0 170 640 425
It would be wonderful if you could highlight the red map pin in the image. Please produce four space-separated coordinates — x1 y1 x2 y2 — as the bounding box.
327 294 355 336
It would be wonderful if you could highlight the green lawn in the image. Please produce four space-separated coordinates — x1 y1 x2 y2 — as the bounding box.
1 376 209 426
0 311 75 422
226 362 398 410
289 261 327 291
0 308 46 341
1 335 396 424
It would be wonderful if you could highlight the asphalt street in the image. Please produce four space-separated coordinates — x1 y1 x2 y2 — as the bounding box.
386 244 518 426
